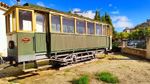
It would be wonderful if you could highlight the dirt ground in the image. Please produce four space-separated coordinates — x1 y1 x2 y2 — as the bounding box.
1 53 150 84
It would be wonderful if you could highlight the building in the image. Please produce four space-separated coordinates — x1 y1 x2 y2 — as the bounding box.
134 19 150 29
123 27 135 33
123 19 150 33
0 2 10 56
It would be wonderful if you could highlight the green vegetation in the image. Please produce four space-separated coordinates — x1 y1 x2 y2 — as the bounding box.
25 61 50 69
112 43 119 48
69 8 72 13
10 80 21 84
96 72 118 83
65 70 71 72
72 76 89 84
113 26 150 41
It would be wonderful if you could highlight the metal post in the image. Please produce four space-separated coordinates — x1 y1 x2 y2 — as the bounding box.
34 60 38 68
23 62 25 70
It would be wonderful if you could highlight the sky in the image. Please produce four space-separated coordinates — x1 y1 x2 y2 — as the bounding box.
1 0 150 32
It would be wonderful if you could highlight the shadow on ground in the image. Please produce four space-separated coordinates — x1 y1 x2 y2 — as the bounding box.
109 52 150 63
0 52 150 83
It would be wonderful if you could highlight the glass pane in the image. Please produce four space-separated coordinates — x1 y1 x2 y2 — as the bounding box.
103 25 106 35
63 17 74 33
13 11 16 31
19 10 32 31
10 13 13 32
87 22 94 34
36 14 45 32
96 24 101 35
6 16 9 33
76 20 85 34
51 15 60 32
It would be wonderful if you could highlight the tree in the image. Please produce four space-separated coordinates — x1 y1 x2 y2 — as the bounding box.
98 11 101 21
69 8 72 13
94 9 98 20
101 15 106 22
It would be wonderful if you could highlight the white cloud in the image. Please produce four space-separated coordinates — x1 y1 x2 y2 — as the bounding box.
111 16 133 28
37 1 45 7
114 6 117 9
72 8 95 19
50 4 55 7
113 21 133 28
110 10 119 14
73 8 81 12
109 4 112 7
10 0 15 6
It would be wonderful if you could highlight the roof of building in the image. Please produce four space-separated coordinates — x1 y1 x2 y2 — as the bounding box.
0 2 10 11
123 27 134 31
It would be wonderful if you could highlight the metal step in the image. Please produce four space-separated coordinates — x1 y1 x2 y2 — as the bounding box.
36 54 48 60
38 65 52 70
36 59 50 63
23 68 38 73
23 65 52 72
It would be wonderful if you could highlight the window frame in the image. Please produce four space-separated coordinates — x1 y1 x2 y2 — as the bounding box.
50 14 61 33
17 8 34 33
5 10 17 35
103 25 107 36
62 16 75 34
35 13 47 33
87 21 95 35
95 24 102 36
76 19 86 35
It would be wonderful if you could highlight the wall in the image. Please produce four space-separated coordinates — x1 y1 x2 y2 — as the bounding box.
0 9 7 56
122 48 146 58
146 38 150 59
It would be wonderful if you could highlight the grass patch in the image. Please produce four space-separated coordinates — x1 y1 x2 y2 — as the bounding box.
65 70 71 72
10 79 21 84
72 76 89 84
96 72 118 83
25 61 50 69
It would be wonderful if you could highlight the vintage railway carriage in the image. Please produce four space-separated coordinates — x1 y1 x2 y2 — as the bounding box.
4 3 112 68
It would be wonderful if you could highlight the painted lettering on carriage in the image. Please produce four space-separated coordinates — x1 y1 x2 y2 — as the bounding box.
22 38 30 43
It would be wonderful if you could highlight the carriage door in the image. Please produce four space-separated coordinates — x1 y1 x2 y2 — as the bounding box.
35 13 47 53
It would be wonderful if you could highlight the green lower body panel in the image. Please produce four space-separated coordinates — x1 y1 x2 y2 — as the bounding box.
51 33 110 53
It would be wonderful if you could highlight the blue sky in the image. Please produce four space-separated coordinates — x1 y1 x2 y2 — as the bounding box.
1 0 150 32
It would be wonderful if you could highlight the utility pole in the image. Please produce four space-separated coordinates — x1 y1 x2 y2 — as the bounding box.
17 0 20 5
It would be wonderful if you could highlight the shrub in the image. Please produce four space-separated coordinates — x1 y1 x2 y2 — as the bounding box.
112 43 119 48
97 72 118 83
65 70 71 72
72 76 89 84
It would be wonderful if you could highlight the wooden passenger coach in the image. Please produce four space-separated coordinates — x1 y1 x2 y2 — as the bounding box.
3 3 112 70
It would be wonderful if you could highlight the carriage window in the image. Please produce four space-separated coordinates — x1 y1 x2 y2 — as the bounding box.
51 15 60 32
103 25 106 35
19 10 32 31
36 14 45 32
87 22 94 34
9 13 13 32
76 20 85 34
6 16 9 33
63 17 74 33
96 24 101 35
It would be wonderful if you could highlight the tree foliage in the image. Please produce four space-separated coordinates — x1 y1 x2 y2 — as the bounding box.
101 15 106 22
113 26 150 41
94 9 101 21
69 9 72 14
